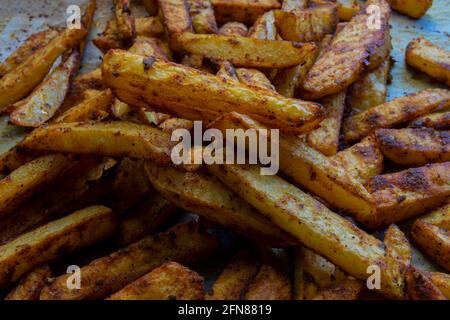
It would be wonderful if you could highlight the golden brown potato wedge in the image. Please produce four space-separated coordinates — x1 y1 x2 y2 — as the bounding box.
419 200 450 231
145 163 295 247
409 111 450 130
0 206 116 290
0 28 87 112
5 265 51 300
211 0 280 24
306 90 346 156
40 221 219 300
218 22 248 36
331 135 384 185
135 17 165 38
114 0 136 39
375 128 450 166
102 50 324 133
406 267 447 300
158 117 194 134
21 121 173 165
406 37 450 86
248 10 277 40
216 61 239 81
128 36 170 61
274 5 338 42
343 88 450 142
387 0 432 18
367 162 450 227
108 261 204 300
335 0 361 21
312 278 364 300
281 0 307 11
244 265 292 300
426 272 450 299
158 0 193 50
235 68 275 92
301 0 390 99
188 0 218 34
208 163 404 299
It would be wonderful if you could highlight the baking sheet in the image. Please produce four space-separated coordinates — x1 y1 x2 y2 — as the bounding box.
0 0 449 277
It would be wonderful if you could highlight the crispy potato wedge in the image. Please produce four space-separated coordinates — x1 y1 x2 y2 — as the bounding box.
216 60 239 81
274 5 338 42
0 206 116 289
158 117 194 134
301 0 390 99
128 36 169 61
336 0 361 21
427 272 450 299
375 128 450 166
103 50 324 133
406 37 450 86
347 58 392 114
188 0 218 34
211 0 280 24
179 32 318 68
218 22 248 36
312 278 364 300
0 28 87 112
248 11 277 40
145 163 295 247
5 265 51 300
368 162 450 227
207 249 259 300
244 265 292 300
208 164 404 299
343 88 450 142
306 90 346 156
409 111 450 130
108 261 204 300
331 135 383 185
235 68 275 92
0 28 61 78
387 0 432 18
21 121 173 164
158 0 193 50
9 50 80 127
419 200 450 230
406 267 447 300
40 221 219 300
209 112 378 226
281 0 307 11
114 0 136 39
135 17 165 38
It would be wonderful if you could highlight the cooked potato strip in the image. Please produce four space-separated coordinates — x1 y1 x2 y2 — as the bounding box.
281 0 307 11
218 22 248 36
211 0 280 24
5 265 51 300
244 265 292 300
248 11 277 40
188 0 218 34
406 267 447 300
312 279 363 300
387 0 432 18
426 272 450 299
409 111 450 130
158 0 193 50
114 0 136 39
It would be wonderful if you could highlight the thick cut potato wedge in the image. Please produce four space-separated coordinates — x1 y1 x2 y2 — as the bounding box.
281 0 307 11
248 11 277 40
207 249 259 300
419 200 450 230
5 265 51 300
244 265 292 300
347 58 392 114
0 206 116 290
387 0 432 18
208 164 404 299
0 28 61 78
10 50 80 127
409 111 450 130
367 162 450 227
274 5 338 42
145 163 295 247
336 0 361 21
211 0 280 24
114 0 136 39
158 0 193 50
331 135 383 185
236 68 275 92
218 22 248 36
306 90 346 156
40 221 219 300
0 28 87 112
128 36 170 61
102 50 324 133
21 121 173 165
312 279 364 300
108 262 204 300
301 0 390 99
375 128 450 166
179 32 318 68
426 272 450 299
406 267 447 300
406 37 450 86
158 117 193 133
188 0 218 34
343 88 450 142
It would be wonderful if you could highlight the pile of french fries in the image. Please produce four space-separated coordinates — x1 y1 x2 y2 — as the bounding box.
0 0 448 301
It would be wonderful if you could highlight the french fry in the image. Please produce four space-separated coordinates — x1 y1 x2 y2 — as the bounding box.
158 0 193 50
207 249 259 300
248 11 277 40
312 279 364 300
343 88 450 142
218 22 248 36
208 163 405 299
409 111 450 130
211 0 280 24
40 221 219 300
306 90 346 156
102 50 324 133
331 135 384 185
5 265 51 300
406 267 447 300
244 265 292 300
0 28 87 111
145 163 296 247
426 272 450 299
0 206 116 290
406 37 450 86
301 0 390 99
367 162 450 227
108 261 205 300
188 0 218 34
387 0 432 19
281 0 307 11
114 0 136 39
274 5 338 42
128 36 169 60
375 128 450 166
21 121 173 165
